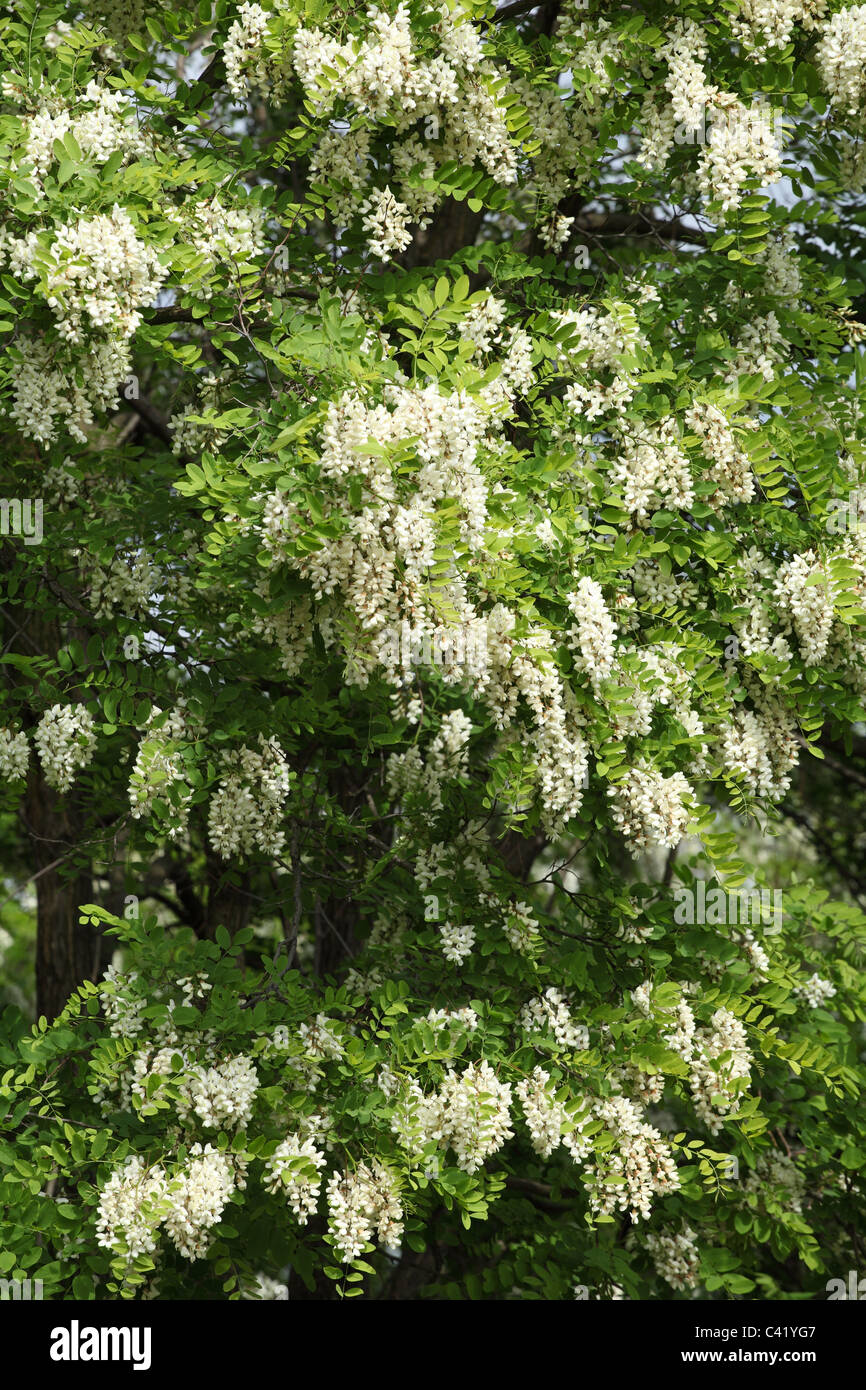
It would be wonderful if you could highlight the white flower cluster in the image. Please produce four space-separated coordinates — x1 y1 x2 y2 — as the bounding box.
162 1144 238 1261
224 1 272 98
387 708 473 811
559 300 645 421
129 703 199 837
743 1150 806 1212
95 1156 170 1260
359 186 413 261
294 3 416 117
617 1061 665 1107
539 210 575 251
7 334 131 444
588 1095 681 1223
516 1065 569 1158
289 0 516 250
248 589 314 677
685 400 755 504
567 578 616 690
610 418 694 520
435 1061 513 1172
503 900 541 954
0 726 29 782
88 550 160 621
386 1059 513 1173
739 0 826 51
638 21 784 212
698 99 783 214
774 551 836 665
43 460 80 505
246 1273 290 1299
609 762 693 853
606 644 695 747
438 920 476 963
264 1134 327 1223
795 972 837 1008
261 374 594 833
816 4 866 115
33 703 96 792
208 735 292 858
425 1005 479 1033
23 81 146 182
720 707 796 798
488 616 590 832
311 127 374 220
175 1054 260 1129
519 987 589 1050
558 13 625 100
1 198 165 444
326 1161 403 1261
37 204 165 343
738 928 771 977
760 228 803 301
481 327 535 411
653 993 753 1132
270 1013 347 1091
631 980 654 1017
690 1009 753 1134
662 19 713 135
101 965 147 1039
645 1224 701 1291
297 1013 345 1061
168 198 266 291
729 310 786 382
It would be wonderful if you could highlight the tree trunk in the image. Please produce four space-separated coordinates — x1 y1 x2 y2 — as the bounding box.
24 770 97 1021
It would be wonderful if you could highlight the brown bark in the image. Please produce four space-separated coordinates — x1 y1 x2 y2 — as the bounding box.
24 770 97 1021
400 198 485 271
2 547 99 1019
204 852 254 941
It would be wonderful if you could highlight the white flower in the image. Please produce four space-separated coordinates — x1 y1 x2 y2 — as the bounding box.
516 1066 567 1158
439 920 475 963
646 1224 701 1291
0 726 29 782
176 1054 260 1129
688 1008 753 1134
567 578 616 689
326 1161 403 1261
40 204 166 343
816 4 866 114
795 972 836 1008
609 762 693 853
264 1135 326 1224
520 987 589 1049
224 2 272 97
774 551 836 666
208 736 293 858
96 1157 170 1260
163 1144 236 1261
360 186 413 261
33 704 96 791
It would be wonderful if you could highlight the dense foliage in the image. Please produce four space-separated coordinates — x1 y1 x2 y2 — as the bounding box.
1 0 866 1300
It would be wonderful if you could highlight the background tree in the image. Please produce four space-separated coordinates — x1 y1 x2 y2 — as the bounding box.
1 0 866 1300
